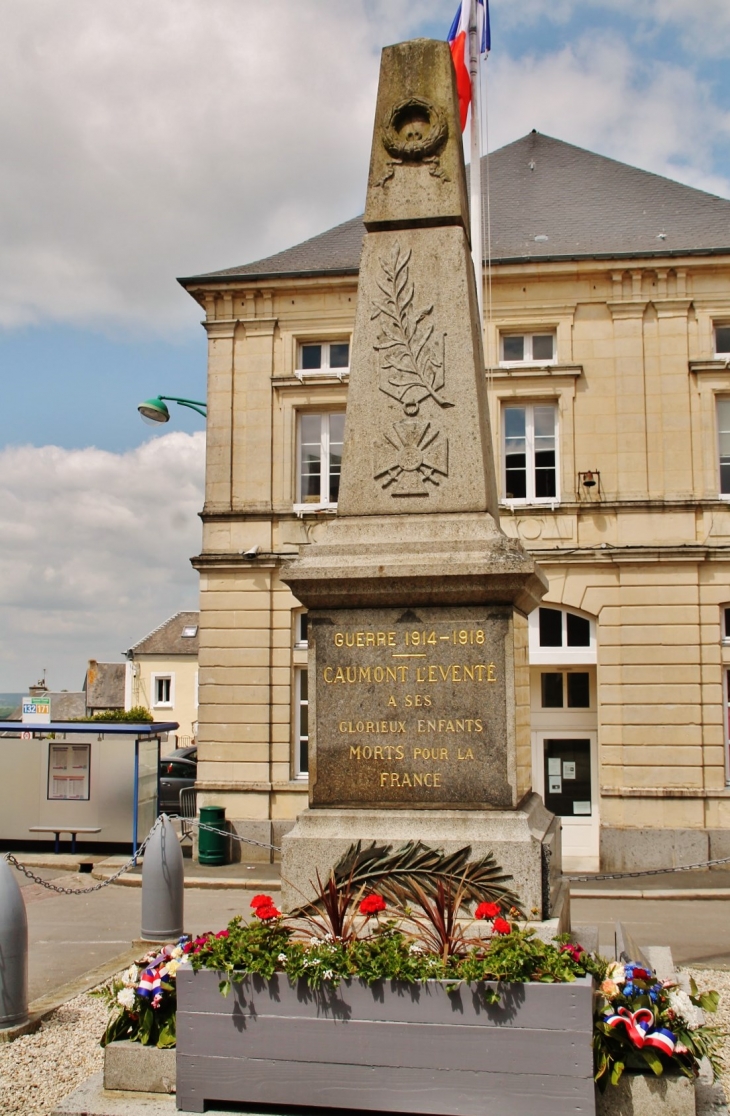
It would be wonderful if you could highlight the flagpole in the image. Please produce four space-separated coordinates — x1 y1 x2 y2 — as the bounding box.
467 0 483 323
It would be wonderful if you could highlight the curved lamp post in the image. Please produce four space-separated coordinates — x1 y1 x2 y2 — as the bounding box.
138 395 207 425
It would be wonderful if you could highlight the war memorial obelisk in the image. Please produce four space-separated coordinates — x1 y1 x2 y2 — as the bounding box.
281 39 567 929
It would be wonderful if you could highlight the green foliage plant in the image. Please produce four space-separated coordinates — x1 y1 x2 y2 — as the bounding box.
72 706 154 723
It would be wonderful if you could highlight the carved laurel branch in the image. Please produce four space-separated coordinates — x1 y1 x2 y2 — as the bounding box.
371 244 453 412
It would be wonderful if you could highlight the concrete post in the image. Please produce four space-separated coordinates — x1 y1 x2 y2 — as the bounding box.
141 815 184 941
0 856 28 1030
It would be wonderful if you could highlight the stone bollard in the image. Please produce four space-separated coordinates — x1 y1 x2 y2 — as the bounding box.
0 856 28 1030
141 815 184 941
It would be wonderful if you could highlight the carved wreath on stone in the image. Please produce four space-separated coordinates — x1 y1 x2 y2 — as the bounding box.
376 97 450 186
371 243 452 496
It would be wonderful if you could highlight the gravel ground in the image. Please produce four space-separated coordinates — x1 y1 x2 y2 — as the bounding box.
0 968 727 1115
0 989 108 1116
680 967 730 1103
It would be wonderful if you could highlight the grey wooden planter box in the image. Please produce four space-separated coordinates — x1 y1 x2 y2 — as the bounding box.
176 968 595 1115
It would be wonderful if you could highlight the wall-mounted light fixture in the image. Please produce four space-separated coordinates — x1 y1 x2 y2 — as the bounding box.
137 395 207 425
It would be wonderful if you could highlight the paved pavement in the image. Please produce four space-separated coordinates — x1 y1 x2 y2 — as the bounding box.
13 861 275 1004
571 867 730 968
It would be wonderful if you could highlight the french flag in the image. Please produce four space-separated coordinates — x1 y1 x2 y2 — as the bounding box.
447 0 490 131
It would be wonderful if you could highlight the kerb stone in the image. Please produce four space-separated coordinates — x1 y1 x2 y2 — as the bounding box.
103 1041 175 1094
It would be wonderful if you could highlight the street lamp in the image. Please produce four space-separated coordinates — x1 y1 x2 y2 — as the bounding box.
137 395 207 425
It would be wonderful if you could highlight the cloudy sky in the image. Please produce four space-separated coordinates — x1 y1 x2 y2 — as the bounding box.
1 0 729 693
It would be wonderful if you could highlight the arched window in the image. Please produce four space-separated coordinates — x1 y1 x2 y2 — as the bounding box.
528 605 597 665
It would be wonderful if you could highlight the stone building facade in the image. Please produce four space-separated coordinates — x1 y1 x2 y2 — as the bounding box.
180 132 730 872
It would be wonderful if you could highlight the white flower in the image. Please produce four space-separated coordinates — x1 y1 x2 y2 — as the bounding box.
165 960 180 978
122 966 138 987
605 962 625 983
171 946 184 959
409 943 425 954
322 970 334 980
668 989 705 1031
277 953 288 964
117 987 136 1010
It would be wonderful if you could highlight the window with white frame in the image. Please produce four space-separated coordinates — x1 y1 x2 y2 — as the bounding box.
294 611 308 649
500 331 556 365
294 668 309 777
718 399 730 495
152 673 174 707
529 607 596 665
539 671 591 709
297 340 350 375
503 404 558 503
715 326 730 357
297 412 345 508
48 743 91 800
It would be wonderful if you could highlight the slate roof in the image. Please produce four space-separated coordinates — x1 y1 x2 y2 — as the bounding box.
84 662 125 710
179 132 730 285
5 692 86 722
128 612 200 657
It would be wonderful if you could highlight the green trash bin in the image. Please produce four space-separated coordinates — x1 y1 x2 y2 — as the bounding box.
198 805 227 866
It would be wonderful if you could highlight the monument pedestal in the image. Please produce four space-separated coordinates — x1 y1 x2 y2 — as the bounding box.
281 795 568 935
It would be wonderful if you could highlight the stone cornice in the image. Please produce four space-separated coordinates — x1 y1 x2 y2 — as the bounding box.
607 299 648 320
654 299 693 318
491 363 582 380
689 359 730 375
529 543 730 565
192 551 296 571
601 786 730 798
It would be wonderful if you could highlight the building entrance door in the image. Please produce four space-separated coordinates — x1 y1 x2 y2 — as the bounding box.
537 734 599 872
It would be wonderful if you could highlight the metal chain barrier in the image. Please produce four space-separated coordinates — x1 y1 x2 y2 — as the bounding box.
9 814 730 887
190 818 281 854
4 820 161 894
566 853 730 883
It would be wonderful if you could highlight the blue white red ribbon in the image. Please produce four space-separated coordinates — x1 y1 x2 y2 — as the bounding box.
604 1006 676 1053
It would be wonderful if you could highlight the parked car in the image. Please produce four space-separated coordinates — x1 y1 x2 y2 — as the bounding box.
159 747 197 814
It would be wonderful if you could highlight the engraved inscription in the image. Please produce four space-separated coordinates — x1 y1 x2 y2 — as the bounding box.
311 608 512 808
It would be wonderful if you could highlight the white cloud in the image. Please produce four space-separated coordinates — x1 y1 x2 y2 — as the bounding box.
0 432 205 691
485 34 730 198
0 0 445 336
0 0 727 334
497 0 730 53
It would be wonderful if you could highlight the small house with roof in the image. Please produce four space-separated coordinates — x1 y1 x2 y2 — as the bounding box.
125 611 200 748
178 131 730 871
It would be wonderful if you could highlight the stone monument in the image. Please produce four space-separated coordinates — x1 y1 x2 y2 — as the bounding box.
281 39 566 929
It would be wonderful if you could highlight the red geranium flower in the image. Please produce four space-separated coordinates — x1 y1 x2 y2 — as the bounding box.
560 942 583 963
359 894 387 916
215 930 230 939
250 894 273 909
492 917 511 935
255 903 281 921
474 901 501 921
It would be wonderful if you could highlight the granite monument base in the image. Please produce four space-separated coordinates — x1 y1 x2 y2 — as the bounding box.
280 792 567 931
